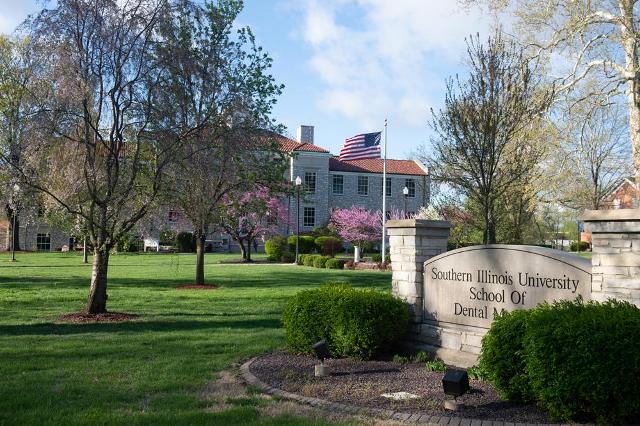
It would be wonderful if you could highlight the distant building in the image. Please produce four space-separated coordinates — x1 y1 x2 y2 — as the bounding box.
0 125 430 252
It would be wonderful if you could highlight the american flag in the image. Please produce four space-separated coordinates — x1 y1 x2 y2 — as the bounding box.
338 132 382 161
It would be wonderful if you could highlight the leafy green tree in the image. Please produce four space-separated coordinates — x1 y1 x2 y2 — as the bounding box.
156 0 285 284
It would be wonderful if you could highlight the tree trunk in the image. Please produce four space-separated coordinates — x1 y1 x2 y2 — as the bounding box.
86 246 109 314
195 232 206 285
238 238 248 262
620 1 640 205
83 237 88 264
246 237 252 262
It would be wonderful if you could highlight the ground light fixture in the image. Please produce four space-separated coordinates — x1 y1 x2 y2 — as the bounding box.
442 368 469 410
312 340 330 377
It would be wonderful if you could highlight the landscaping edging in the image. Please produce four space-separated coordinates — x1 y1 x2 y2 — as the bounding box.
239 357 563 425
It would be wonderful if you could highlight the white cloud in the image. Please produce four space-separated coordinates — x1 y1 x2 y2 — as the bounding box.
297 0 492 129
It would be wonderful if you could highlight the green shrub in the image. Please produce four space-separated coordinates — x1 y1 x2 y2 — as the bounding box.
467 364 487 381
523 299 640 423
425 360 447 372
312 255 329 268
159 230 176 245
480 299 640 423
325 258 344 269
392 354 409 365
413 350 430 363
569 241 590 251
371 254 382 263
287 235 316 254
280 252 295 263
282 283 410 359
303 254 319 267
479 308 534 402
315 236 342 256
297 254 308 266
265 236 287 261
385 254 391 264
175 231 196 252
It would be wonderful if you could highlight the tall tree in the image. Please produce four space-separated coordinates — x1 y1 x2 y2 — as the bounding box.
554 96 632 210
426 31 553 243
469 0 640 201
17 0 187 314
156 0 285 284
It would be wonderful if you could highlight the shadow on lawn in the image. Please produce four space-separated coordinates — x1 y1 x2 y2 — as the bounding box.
0 317 281 336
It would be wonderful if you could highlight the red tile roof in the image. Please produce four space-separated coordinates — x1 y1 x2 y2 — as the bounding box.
329 157 428 176
275 135 330 153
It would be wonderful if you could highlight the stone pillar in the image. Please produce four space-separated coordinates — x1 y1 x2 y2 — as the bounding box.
386 219 451 323
582 209 640 306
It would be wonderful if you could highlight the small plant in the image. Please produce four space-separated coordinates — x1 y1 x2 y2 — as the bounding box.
425 360 447 372
265 236 287 261
325 258 344 269
303 254 318 267
312 255 329 268
467 364 487 381
392 354 410 365
413 350 430 363
371 253 382 263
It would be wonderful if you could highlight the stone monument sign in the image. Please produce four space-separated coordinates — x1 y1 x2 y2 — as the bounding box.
424 245 592 329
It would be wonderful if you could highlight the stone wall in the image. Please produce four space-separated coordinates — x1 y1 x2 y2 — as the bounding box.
583 209 640 306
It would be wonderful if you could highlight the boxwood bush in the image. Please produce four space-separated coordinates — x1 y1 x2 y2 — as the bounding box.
478 309 533 402
265 236 287 261
315 236 342 256
282 283 409 359
479 298 640 423
312 255 330 268
325 258 345 269
302 254 319 267
287 235 316 254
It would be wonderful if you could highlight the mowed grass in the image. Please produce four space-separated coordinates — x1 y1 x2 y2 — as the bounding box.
0 252 390 425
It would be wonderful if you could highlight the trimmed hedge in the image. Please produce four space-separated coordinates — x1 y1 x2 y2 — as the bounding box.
282 283 409 359
176 231 196 252
302 254 319 267
325 258 345 269
371 254 382 263
265 236 287 261
569 241 590 252
479 299 640 423
312 255 330 268
287 235 316 254
315 236 342 256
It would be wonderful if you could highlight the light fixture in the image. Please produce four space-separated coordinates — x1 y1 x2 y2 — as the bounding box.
312 340 331 377
442 368 469 410
402 186 409 196
295 175 302 186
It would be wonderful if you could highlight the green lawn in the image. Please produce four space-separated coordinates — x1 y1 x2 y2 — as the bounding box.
0 252 390 425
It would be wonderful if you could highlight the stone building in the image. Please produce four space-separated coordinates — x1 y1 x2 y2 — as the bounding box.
281 125 430 233
0 125 430 252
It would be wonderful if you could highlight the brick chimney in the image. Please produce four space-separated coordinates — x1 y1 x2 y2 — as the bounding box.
297 125 314 145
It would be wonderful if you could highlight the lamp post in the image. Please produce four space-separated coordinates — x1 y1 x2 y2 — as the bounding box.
10 183 20 262
295 176 302 262
402 186 409 218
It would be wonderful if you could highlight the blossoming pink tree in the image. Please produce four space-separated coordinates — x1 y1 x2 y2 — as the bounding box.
217 187 289 262
330 206 382 259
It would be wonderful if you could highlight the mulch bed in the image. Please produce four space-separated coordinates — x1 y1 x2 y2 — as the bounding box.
175 284 221 290
249 350 551 423
59 312 140 323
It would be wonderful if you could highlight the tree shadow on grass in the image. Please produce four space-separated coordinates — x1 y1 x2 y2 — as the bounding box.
0 318 281 336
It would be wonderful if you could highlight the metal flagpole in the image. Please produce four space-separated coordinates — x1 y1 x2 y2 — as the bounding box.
381 119 388 260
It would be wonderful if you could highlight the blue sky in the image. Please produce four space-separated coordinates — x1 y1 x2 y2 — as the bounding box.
0 0 492 159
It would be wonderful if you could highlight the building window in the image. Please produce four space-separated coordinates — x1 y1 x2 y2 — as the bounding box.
405 178 416 198
303 207 315 227
385 210 391 220
357 176 368 195
380 177 391 197
332 174 344 195
168 210 179 222
36 233 51 251
304 172 316 193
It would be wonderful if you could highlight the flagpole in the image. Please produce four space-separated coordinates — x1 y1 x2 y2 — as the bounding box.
381 119 388 260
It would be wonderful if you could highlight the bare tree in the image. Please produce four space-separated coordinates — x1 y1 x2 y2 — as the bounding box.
468 0 640 201
15 0 187 314
555 95 632 210
426 31 553 243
